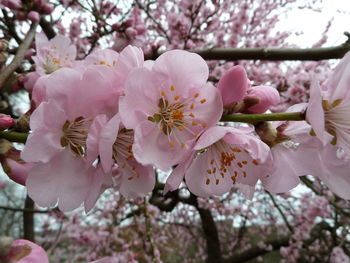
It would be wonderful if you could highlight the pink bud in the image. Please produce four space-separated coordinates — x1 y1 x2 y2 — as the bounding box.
245 86 280 113
41 3 54 14
125 27 137 39
27 11 40 22
135 24 147 35
217 65 249 106
5 158 33 186
5 240 49 263
0 114 14 128
2 0 22 10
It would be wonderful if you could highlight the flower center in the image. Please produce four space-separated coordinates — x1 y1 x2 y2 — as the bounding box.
60 116 93 156
112 128 140 181
147 85 208 148
42 56 62 74
204 141 259 186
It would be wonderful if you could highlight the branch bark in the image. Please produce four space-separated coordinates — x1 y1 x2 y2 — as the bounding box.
146 41 350 61
23 196 35 242
0 22 38 90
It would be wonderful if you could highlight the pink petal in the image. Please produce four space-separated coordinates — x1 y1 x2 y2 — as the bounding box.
164 150 195 194
86 114 108 165
217 65 248 106
306 78 328 145
133 121 191 171
153 50 209 96
26 149 91 212
119 68 159 129
99 114 121 173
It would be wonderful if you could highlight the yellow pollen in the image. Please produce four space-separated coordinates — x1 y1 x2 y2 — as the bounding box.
206 178 210 185
169 141 175 147
242 161 248 165
190 104 195 109
200 99 206 104
234 171 238 177
99 61 106 65
172 109 184 120
189 113 195 118
192 121 198 126
128 176 133 180
126 155 133 160
210 159 215 165
194 93 199 98
215 179 219 185
220 173 225 178
252 160 259 166
212 167 216 173
231 147 241 152
177 126 184 131
181 143 185 148
161 91 166 96
174 96 179 101
170 85 175 91
202 122 207 128
52 58 61 64
231 176 236 182
237 162 243 168
207 169 212 174
243 171 247 177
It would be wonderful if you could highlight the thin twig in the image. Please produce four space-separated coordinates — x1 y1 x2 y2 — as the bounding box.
0 22 38 90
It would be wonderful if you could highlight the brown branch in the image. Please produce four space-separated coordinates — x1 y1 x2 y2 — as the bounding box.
0 22 38 90
0 205 49 213
23 196 35 242
223 236 290 263
39 17 56 39
267 192 294 233
146 41 350 61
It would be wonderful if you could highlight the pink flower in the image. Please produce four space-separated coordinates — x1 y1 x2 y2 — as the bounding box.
245 86 280 113
98 114 155 198
32 32 76 75
217 65 249 107
21 68 121 211
165 126 274 197
0 113 14 128
307 51 350 153
0 239 48 263
266 104 350 199
119 50 223 170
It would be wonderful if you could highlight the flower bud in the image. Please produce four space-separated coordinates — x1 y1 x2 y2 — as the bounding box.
217 65 249 107
245 86 280 113
27 11 40 22
41 3 54 14
2 0 22 10
0 114 14 128
125 27 137 39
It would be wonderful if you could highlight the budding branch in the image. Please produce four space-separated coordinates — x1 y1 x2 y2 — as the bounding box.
0 112 306 143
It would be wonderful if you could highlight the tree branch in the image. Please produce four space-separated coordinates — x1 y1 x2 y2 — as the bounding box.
0 205 49 213
23 196 35 242
39 17 56 39
146 41 350 61
0 22 38 90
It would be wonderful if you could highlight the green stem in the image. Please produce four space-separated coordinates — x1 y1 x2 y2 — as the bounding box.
0 112 305 143
220 112 305 123
0 131 28 143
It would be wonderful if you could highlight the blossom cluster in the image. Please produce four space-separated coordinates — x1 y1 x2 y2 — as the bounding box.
3 33 350 212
